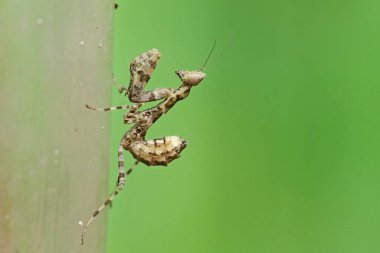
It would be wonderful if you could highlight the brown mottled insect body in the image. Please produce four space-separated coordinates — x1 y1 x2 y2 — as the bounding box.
81 48 206 245
128 136 187 166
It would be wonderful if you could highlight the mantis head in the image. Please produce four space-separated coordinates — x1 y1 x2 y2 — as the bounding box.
174 39 216 86
175 70 206 86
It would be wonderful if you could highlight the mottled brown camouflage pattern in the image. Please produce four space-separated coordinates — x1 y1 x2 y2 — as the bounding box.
81 49 205 244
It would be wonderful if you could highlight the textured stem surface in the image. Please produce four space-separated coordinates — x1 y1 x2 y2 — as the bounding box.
0 0 114 252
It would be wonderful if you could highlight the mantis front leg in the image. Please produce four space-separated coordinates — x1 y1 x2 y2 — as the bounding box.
127 48 175 103
128 88 174 103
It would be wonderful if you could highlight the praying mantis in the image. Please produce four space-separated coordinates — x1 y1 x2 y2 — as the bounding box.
81 43 214 244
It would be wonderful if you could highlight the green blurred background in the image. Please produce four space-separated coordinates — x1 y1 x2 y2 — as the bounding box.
108 1 380 252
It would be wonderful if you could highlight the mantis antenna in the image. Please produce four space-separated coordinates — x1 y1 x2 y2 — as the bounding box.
201 39 217 71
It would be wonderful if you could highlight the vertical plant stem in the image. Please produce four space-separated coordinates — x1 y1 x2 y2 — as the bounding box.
0 0 114 252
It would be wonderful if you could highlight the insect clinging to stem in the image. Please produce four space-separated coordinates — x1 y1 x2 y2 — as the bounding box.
80 41 216 245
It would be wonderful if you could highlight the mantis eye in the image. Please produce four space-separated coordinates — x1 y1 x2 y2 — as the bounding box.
175 70 206 86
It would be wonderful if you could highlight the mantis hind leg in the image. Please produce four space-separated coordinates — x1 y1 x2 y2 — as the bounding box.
80 146 139 245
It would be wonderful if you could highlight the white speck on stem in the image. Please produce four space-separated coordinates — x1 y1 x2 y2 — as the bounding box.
80 41 85 46
36 18 43 25
78 220 83 226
